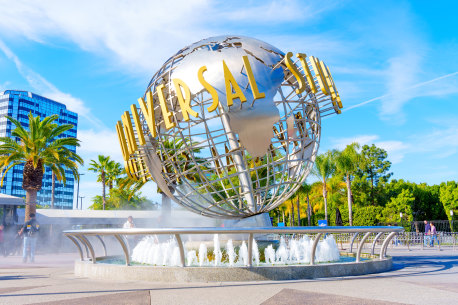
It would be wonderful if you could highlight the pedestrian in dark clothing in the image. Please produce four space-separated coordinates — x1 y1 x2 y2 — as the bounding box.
424 220 431 247
18 213 40 263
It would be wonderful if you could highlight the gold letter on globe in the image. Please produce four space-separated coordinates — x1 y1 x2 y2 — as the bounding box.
285 52 306 94
242 55 265 100
156 84 176 130
198 66 220 112
173 78 198 121
223 60 247 107
138 90 157 138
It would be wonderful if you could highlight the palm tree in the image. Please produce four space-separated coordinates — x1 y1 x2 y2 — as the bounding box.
312 151 336 222
0 113 81 221
301 182 312 226
105 160 123 190
88 155 112 210
49 147 83 208
335 143 360 226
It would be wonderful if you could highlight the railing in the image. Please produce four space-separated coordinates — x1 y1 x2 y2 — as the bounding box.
331 231 457 252
63 226 404 267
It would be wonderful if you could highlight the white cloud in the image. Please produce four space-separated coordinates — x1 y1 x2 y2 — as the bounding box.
331 134 409 164
78 129 123 163
0 1 335 75
332 135 379 150
0 38 100 125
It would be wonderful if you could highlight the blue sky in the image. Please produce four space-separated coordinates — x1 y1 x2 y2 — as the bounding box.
0 0 457 208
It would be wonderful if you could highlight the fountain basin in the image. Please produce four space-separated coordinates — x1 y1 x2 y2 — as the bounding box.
65 226 402 282
74 254 392 282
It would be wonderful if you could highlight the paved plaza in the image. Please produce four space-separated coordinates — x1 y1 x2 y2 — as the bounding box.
1 247 457 305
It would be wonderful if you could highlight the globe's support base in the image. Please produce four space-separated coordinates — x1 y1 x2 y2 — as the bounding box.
74 256 393 282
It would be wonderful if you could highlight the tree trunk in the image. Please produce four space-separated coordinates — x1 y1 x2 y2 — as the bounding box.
289 200 294 227
51 172 55 209
282 210 285 224
101 172 106 210
307 192 311 226
371 176 374 205
25 189 38 222
296 195 301 226
323 180 328 222
22 159 43 222
346 173 353 226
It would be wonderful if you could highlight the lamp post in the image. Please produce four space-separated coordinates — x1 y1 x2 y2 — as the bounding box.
75 173 85 210
451 210 454 232
79 196 85 210
400 212 403 227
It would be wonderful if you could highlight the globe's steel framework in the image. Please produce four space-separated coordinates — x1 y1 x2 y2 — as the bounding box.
118 36 343 218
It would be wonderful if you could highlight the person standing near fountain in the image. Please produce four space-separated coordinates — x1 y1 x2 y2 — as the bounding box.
123 216 135 229
18 213 40 263
424 220 431 247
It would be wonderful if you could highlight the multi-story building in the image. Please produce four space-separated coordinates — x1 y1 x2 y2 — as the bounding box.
0 90 78 209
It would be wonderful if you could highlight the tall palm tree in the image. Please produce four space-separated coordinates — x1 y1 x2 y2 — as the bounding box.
0 113 81 221
105 160 123 191
312 151 336 222
301 182 312 226
335 143 360 226
49 147 83 208
88 155 112 210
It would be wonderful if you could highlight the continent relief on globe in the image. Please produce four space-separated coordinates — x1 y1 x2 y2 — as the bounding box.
117 50 342 183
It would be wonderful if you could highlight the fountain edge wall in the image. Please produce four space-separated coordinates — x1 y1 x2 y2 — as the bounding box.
74 257 393 282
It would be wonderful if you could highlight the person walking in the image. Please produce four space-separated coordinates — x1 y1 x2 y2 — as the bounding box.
18 213 40 263
430 222 439 247
423 220 431 247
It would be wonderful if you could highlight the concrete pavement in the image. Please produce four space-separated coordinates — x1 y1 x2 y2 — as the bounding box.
0 248 457 304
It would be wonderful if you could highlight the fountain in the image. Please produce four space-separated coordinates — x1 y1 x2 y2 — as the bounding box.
65 35 403 282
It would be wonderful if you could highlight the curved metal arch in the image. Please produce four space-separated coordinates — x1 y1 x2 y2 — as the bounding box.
96 235 107 257
310 233 323 265
380 232 397 260
174 234 185 267
371 232 384 256
356 232 372 263
65 235 83 261
79 235 96 264
114 234 130 266
349 232 359 253
75 235 90 259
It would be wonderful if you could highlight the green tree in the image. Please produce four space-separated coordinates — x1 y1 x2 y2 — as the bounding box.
335 142 360 225
301 182 312 226
356 144 392 205
105 160 123 190
439 181 458 229
312 151 336 222
381 189 414 227
0 113 81 220
49 147 83 208
88 155 112 210
353 206 383 226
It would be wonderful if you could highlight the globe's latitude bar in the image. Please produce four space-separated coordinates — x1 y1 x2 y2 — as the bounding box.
116 36 343 218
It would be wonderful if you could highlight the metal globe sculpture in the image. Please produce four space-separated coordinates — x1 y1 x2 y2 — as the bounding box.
116 35 342 218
